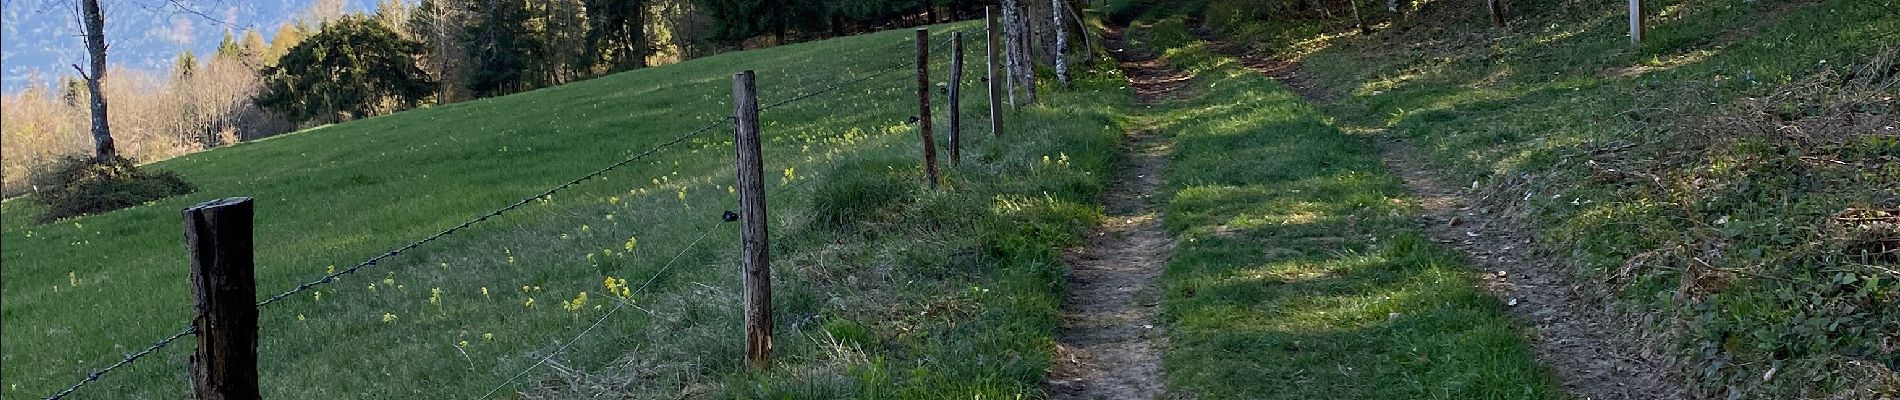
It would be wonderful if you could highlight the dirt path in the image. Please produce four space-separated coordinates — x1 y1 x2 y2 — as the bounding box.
1043 25 1186 400
1190 25 1690 400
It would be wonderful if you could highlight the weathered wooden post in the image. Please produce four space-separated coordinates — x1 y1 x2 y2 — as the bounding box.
949 32 965 166
1488 0 1506 27
916 28 941 189
183 197 261 400
1628 0 1645 47
987 6 1006 138
730 70 772 369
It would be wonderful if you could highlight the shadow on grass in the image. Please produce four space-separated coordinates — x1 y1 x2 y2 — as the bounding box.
1130 19 1567 400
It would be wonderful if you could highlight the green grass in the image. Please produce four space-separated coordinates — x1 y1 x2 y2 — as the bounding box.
1187 0 1900 396
1 21 1131 398
1125 19 1567 399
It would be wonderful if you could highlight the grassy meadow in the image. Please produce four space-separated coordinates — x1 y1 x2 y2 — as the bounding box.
1182 0 1900 396
2 21 1133 398
1120 19 1567 399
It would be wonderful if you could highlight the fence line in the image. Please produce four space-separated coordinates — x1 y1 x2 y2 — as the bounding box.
41 27 976 400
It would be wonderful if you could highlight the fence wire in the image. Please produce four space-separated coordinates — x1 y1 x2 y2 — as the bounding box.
43 326 196 400
476 216 730 399
42 26 974 400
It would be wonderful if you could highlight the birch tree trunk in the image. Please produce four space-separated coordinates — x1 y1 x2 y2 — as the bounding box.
1052 0 1068 86
1001 0 1020 107
1011 0 1037 104
79 0 115 162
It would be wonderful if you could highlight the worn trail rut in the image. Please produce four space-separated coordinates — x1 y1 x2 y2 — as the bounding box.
1191 24 1689 400
1044 25 1188 400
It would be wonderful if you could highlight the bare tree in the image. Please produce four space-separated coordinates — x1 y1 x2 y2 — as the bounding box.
73 0 115 162
65 0 234 163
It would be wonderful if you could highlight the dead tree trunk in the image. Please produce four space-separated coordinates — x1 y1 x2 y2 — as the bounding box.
77 0 115 163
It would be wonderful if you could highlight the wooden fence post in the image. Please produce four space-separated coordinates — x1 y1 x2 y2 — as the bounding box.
949 32 964 166
987 6 1006 138
183 197 261 400
1628 0 1645 47
1488 0 1506 27
730 70 772 369
916 28 941 189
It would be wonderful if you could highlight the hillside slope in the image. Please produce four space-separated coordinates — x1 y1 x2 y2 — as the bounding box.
2 21 1131 398
1170 0 1898 397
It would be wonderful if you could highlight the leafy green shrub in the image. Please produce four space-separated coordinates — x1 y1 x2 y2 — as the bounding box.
30 156 193 222
810 156 919 230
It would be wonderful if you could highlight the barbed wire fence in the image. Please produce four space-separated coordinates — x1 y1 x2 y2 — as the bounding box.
42 25 984 400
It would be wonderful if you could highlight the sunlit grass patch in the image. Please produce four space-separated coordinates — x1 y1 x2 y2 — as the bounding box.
1134 18 1566 400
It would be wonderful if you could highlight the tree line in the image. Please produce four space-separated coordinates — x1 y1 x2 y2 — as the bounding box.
2 0 1079 197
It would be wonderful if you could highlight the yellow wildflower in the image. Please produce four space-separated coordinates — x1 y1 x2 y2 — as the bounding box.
603 277 632 298
481 287 490 298
429 288 443 305
382 313 397 323
458 340 470 348
561 292 589 312
623 236 638 252
68 272 77 286
297 314 306 321
524 298 536 308
483 332 495 341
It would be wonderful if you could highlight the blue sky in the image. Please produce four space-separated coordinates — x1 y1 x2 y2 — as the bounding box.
2 0 381 93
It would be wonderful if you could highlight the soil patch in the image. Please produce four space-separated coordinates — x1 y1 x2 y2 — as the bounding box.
1044 24 1185 400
